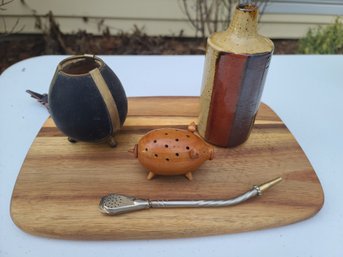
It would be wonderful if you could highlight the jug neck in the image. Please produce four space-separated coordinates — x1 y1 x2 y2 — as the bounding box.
227 4 258 38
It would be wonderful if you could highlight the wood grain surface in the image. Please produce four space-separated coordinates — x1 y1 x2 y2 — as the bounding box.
10 97 324 240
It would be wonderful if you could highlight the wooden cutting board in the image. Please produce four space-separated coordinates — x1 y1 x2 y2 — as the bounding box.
10 97 324 240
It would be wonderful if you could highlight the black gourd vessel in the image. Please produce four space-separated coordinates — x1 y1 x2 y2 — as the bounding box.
46 54 127 147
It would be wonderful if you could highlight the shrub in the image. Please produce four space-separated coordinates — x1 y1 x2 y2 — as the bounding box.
298 18 343 54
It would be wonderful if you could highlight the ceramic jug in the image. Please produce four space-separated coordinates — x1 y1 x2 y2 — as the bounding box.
198 4 274 147
48 54 127 146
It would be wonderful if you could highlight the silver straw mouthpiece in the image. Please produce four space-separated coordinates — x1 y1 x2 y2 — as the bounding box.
99 194 150 215
99 177 282 215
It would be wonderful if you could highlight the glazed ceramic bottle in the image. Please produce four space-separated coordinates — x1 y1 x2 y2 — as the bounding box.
198 4 274 147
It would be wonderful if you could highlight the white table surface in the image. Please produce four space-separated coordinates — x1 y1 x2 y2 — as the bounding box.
0 55 342 257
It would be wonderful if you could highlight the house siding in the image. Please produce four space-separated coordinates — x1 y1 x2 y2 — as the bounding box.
1 0 342 38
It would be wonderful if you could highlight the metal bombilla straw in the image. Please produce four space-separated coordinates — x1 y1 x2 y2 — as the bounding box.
99 177 282 215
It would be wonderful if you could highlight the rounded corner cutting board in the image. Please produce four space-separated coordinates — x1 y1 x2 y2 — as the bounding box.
10 97 324 240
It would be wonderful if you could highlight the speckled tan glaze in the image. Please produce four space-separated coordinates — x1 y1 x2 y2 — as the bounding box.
132 124 214 180
198 47 219 138
198 4 274 147
208 9 273 54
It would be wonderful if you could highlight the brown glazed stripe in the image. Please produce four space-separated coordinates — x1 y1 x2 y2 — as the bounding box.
205 53 248 146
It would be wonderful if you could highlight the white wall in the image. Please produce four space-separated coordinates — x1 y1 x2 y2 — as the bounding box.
1 0 341 38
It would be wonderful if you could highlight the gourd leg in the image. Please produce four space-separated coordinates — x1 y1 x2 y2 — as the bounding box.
68 137 77 143
108 136 117 148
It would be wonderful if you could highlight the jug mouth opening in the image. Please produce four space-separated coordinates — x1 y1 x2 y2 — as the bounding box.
237 3 257 12
59 56 103 76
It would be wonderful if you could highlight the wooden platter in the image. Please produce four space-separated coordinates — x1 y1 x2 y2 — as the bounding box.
10 97 324 240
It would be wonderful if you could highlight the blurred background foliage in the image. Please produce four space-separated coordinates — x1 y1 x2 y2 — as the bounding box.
298 18 343 54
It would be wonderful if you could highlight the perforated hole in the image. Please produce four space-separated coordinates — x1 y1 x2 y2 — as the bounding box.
165 144 169 148
175 153 179 157
154 154 158 158
166 158 170 161
175 138 179 142
186 146 190 150
153 140 157 143
104 195 126 208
